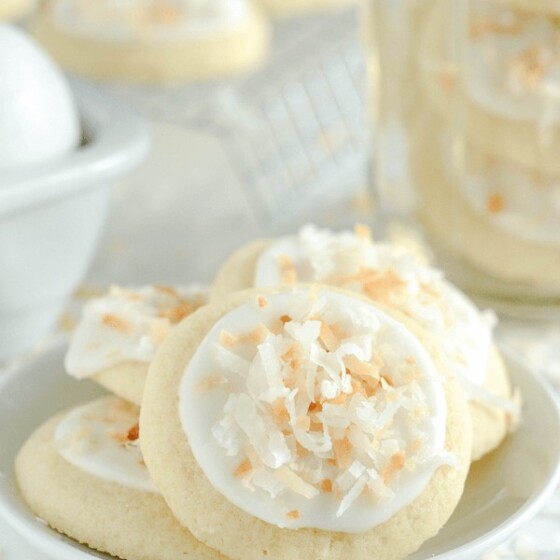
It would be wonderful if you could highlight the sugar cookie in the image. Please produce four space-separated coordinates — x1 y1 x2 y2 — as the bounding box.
66 284 207 406
409 107 560 289
417 1 560 177
32 0 270 84
15 396 225 560
140 286 471 560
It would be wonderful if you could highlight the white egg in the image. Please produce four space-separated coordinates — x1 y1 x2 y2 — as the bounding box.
0 24 81 172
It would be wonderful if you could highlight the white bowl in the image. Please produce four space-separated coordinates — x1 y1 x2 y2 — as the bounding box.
0 343 558 559
0 83 149 362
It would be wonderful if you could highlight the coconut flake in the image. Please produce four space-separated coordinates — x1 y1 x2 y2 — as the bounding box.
275 466 319 499
337 474 368 517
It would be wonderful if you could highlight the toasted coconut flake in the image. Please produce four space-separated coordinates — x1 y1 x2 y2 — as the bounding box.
198 373 228 395
487 193 506 214
296 441 310 458
234 459 253 478
275 467 319 499
320 322 340 352
333 437 353 469
154 285 179 296
345 354 380 381
271 399 291 424
127 422 139 442
381 451 406 485
295 416 311 431
286 509 300 520
102 313 133 334
247 324 269 344
220 330 239 349
336 268 407 303
159 301 197 324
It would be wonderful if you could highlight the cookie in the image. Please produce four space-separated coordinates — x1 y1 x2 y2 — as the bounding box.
32 0 270 84
471 346 514 461
66 284 207 406
15 396 225 560
210 225 520 459
140 285 472 560
258 0 356 19
417 0 560 177
409 106 560 289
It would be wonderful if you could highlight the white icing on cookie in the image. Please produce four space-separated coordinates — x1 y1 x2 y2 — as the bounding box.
462 155 560 245
45 0 251 43
467 3 560 125
254 225 495 391
55 397 158 493
65 284 207 379
179 288 455 532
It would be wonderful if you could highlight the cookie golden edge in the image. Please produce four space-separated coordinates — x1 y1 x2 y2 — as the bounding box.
15 397 226 560
91 362 147 407
210 239 515 461
31 6 271 84
140 285 472 560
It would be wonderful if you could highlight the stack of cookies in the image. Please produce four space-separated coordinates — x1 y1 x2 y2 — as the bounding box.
412 0 560 289
15 224 520 560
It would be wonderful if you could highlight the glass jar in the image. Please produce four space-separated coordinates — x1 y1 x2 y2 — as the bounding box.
367 0 560 315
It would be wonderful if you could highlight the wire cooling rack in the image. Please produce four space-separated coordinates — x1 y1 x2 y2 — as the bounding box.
102 8 368 227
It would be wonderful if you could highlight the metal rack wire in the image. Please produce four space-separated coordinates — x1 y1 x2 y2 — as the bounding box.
104 8 368 227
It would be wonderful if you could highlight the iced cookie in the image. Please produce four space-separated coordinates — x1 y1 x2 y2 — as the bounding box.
66 284 207 406
15 396 225 560
32 0 270 84
417 1 560 177
409 107 560 290
259 0 356 19
460 146 560 247
140 286 471 560
211 225 519 460
0 0 35 21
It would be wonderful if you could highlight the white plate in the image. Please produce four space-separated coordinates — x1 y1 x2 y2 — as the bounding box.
0 341 559 560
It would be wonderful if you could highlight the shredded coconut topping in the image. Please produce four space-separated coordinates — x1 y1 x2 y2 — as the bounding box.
255 225 498 395
66 284 207 379
180 289 453 532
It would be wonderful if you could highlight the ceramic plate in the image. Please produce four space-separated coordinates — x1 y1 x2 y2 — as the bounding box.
0 341 559 560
